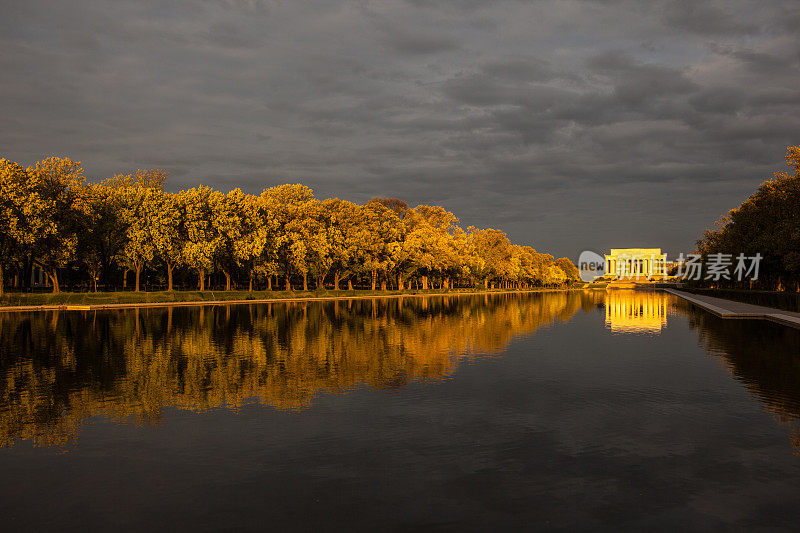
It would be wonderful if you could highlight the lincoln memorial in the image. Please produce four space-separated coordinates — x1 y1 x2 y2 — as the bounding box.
605 248 668 279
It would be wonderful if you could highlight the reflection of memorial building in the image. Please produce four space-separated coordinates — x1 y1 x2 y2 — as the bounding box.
605 248 667 279
605 291 668 333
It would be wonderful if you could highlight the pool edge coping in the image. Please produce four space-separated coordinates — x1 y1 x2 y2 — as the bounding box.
664 288 800 330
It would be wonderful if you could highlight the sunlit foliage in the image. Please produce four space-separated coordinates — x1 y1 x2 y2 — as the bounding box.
0 157 577 293
697 147 800 290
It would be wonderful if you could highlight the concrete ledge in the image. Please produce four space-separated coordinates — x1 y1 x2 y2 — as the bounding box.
664 289 800 329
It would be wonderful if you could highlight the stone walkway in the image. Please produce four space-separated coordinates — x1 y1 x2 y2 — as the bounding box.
664 289 800 329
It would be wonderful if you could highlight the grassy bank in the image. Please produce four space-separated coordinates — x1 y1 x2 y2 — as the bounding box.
0 286 581 309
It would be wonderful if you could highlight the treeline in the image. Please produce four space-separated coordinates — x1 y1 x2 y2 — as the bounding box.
0 156 579 295
696 146 800 291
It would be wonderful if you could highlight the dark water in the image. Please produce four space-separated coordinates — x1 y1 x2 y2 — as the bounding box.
2 291 800 531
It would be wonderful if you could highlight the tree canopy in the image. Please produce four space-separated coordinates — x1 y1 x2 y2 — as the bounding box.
697 146 800 291
0 156 577 293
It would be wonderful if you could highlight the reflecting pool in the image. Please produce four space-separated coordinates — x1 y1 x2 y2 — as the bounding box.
2 291 800 530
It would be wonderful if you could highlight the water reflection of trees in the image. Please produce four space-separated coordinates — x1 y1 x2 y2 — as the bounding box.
0 292 592 447
686 309 800 453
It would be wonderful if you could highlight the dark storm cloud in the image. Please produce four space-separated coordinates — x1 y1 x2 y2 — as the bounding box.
662 0 760 36
1 0 799 258
379 24 461 55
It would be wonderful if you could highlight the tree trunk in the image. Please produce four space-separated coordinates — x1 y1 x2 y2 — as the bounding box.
123 269 128 290
25 257 33 290
101 256 110 292
48 269 60 293
267 276 272 290
249 274 253 292
348 279 354 291
380 278 387 291
198 268 205 291
285 274 292 291
135 266 141 292
397 273 404 290
0 264 4 297
334 271 341 291
371 270 376 291
224 270 231 291
303 272 308 291
167 264 174 291
421 275 428 290
93 276 97 292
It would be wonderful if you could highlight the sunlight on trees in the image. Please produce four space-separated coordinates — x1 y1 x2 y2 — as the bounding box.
0 157 578 293
697 147 800 291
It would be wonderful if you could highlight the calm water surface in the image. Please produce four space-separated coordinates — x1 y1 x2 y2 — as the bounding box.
2 291 800 530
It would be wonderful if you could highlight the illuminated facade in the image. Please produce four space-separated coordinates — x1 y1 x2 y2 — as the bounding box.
605 248 667 279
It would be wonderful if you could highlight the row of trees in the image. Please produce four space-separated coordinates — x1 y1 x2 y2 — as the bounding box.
696 146 800 291
0 156 579 295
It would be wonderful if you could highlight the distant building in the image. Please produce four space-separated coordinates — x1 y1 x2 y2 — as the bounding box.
604 248 667 279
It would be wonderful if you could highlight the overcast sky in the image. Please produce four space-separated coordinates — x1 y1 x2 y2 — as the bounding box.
2 0 798 259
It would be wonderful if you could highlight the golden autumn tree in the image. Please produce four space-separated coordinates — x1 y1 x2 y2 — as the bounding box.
466 227 514 289
544 262 568 286
260 184 315 290
406 205 461 289
320 199 365 290
103 169 170 290
149 191 184 291
182 186 219 291
213 188 271 291
179 186 222 291
0 160 50 296
250 193 281 290
117 187 158 292
75 182 117 291
555 257 580 282
26 157 86 293
361 200 402 290
212 188 246 291
296 199 334 290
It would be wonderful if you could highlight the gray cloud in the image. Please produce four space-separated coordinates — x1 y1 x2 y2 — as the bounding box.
380 25 461 55
662 0 761 36
1 0 798 258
